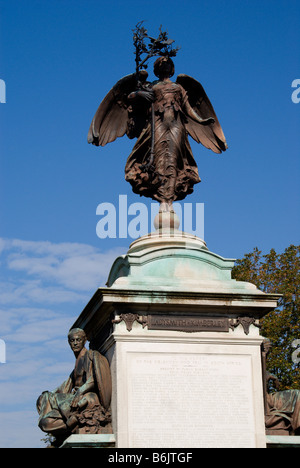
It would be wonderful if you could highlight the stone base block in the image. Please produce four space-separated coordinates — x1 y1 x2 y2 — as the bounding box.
266 435 300 448
60 434 116 448
106 327 267 448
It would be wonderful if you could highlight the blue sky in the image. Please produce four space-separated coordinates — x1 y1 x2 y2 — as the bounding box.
0 0 299 447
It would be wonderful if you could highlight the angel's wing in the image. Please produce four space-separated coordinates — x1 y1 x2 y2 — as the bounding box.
176 74 228 154
87 71 149 147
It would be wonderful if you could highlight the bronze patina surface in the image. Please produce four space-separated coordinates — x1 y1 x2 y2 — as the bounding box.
262 339 300 436
37 328 112 447
88 24 227 210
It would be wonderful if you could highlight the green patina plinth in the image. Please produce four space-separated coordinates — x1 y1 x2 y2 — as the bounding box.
107 229 264 297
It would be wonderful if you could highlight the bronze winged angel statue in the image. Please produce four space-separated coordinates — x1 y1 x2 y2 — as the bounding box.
88 24 227 211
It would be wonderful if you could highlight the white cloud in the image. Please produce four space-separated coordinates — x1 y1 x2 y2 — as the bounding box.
0 279 89 306
3 315 73 344
0 238 125 307
3 238 124 293
0 411 44 448
0 238 6 255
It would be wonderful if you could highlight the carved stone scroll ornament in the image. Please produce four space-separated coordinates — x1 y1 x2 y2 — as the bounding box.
229 317 261 335
112 313 148 332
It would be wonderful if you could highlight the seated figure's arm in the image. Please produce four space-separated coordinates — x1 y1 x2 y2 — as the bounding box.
71 373 96 408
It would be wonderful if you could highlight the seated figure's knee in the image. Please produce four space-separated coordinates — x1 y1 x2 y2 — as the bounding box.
38 416 67 435
38 417 51 432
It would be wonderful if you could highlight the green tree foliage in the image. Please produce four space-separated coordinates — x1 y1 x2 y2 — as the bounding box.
232 245 300 391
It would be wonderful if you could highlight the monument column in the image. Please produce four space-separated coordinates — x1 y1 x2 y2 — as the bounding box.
72 230 280 448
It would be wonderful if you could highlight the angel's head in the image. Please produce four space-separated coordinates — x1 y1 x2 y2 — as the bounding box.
154 56 175 79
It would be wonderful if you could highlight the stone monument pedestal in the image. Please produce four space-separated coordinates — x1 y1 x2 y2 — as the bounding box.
60 434 116 448
72 229 279 448
266 435 300 448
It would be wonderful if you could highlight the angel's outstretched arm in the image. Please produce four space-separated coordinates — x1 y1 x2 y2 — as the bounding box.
128 89 154 103
176 75 227 153
182 92 215 126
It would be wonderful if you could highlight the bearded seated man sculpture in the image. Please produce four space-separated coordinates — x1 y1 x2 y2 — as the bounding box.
36 328 112 446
